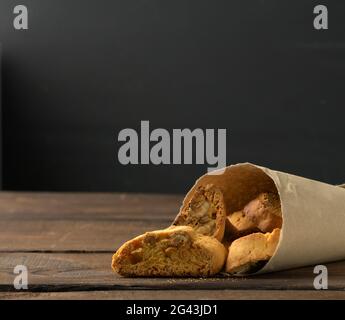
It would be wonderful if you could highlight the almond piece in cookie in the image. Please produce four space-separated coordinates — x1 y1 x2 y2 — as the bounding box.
225 228 281 275
172 184 226 241
112 226 227 277
243 193 282 233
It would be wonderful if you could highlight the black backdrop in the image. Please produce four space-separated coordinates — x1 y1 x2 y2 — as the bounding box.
0 0 345 193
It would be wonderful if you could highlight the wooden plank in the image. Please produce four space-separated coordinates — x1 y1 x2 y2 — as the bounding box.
1 253 345 292
1 290 345 300
0 220 170 252
0 192 182 220
0 192 181 251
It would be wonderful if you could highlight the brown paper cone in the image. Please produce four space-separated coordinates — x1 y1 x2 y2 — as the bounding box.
180 163 345 274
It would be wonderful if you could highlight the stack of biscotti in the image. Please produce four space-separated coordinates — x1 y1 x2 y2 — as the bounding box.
224 192 281 274
112 184 282 277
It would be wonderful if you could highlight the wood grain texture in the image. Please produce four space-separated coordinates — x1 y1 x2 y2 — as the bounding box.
0 192 182 220
0 220 170 251
0 192 180 251
1 253 345 292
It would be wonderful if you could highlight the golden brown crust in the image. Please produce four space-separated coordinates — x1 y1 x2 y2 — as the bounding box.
112 226 227 277
225 228 281 274
172 184 226 241
243 193 282 233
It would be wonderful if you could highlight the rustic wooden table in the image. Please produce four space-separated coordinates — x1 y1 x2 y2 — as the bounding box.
0 192 344 300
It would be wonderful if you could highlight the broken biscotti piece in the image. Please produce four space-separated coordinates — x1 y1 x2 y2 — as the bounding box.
225 210 259 242
224 192 282 245
172 184 226 241
225 228 281 274
242 192 282 233
112 226 227 277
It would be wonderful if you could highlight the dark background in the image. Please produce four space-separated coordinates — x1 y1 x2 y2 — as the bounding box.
0 0 344 193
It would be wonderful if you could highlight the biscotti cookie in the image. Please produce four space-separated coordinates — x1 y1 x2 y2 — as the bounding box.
112 226 227 277
225 228 281 274
172 184 226 241
225 210 259 241
243 192 282 233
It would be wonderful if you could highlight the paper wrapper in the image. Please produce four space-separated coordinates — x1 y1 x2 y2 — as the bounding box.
180 163 345 274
